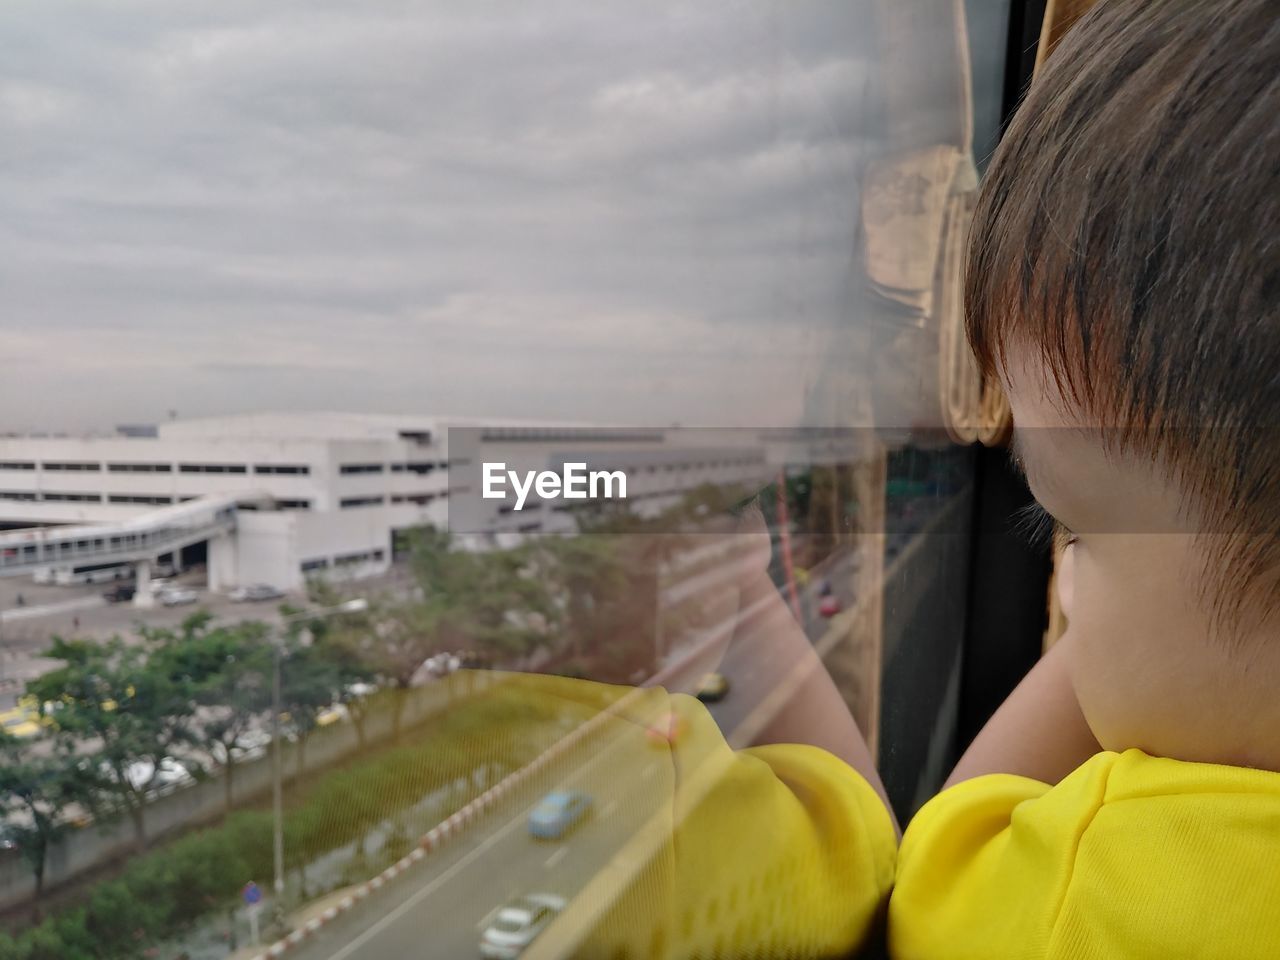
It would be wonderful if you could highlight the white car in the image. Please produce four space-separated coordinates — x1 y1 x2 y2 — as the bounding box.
479 894 566 960
229 584 284 603
230 728 273 760
158 586 199 606
119 758 195 795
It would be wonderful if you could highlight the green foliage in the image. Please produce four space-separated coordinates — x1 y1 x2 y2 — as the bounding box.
0 686 584 960
28 635 197 846
0 734 92 897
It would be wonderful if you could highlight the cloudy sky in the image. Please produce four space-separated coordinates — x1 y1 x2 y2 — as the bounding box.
0 0 969 433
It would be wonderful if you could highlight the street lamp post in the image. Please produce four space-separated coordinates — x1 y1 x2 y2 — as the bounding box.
270 597 368 930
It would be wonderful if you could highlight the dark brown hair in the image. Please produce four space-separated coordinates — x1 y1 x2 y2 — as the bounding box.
966 0 1280 629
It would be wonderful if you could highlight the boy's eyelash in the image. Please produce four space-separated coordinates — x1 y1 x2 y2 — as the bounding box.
1013 501 1078 552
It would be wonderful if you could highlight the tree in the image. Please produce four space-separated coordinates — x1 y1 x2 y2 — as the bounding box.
277 637 344 776
330 527 555 738
28 636 197 849
0 733 91 901
146 617 273 812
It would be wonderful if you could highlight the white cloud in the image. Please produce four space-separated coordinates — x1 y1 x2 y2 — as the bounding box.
0 0 935 432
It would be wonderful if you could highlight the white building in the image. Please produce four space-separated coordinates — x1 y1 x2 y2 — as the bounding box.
0 413 773 594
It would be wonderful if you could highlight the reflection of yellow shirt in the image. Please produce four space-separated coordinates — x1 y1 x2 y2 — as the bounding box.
890 749 1280 959
520 677 896 959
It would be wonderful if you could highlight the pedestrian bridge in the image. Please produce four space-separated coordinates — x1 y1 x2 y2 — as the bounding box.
0 492 269 580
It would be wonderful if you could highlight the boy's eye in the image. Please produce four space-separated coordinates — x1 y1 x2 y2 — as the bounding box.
1013 501 1077 552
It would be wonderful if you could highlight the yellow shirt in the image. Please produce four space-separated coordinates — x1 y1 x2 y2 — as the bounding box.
511 675 897 959
890 749 1280 959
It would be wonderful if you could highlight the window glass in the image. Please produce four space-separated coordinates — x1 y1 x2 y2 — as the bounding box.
0 2 1013 957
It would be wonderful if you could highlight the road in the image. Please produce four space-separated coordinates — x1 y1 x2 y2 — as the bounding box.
281 686 718 960
280 542 865 960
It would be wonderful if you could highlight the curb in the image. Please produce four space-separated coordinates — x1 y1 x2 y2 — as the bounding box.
248 582 758 958
245 674 641 959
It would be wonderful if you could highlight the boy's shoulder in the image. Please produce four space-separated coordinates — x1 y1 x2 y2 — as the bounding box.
889 750 1280 959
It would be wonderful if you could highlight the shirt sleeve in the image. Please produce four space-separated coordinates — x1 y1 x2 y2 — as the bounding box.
565 688 898 960
889 758 1115 960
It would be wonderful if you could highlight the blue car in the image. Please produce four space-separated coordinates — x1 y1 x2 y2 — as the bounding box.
527 790 593 840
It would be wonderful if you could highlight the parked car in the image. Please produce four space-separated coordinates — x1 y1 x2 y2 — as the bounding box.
229 584 284 603
229 728 273 760
316 703 349 728
527 791 593 841
119 757 195 795
695 672 730 703
158 586 198 607
102 583 137 603
0 708 41 741
479 894 566 959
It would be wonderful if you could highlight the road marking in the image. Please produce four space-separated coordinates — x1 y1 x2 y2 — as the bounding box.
317 720 645 960
544 846 568 870
601 800 617 818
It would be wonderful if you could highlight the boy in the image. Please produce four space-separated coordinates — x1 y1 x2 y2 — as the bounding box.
890 0 1280 956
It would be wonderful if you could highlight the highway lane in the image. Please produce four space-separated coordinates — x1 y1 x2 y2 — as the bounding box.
283 685 716 960
271 522 913 960
704 545 859 737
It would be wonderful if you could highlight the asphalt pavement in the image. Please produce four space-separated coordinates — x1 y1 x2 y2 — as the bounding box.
279 689 692 960
276 542 864 960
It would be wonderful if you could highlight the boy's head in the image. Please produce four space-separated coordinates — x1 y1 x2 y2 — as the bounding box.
966 0 1279 760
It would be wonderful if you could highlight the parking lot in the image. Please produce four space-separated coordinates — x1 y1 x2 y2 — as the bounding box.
0 570 303 708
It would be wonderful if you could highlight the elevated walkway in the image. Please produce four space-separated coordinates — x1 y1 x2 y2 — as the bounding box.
0 492 270 580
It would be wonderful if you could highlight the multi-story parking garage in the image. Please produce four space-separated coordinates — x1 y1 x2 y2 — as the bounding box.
0 413 775 597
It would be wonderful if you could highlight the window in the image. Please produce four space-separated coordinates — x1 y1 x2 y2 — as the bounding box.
391 462 435 474
41 492 103 502
254 464 311 475
178 463 248 474
107 494 175 505
391 493 435 506
3 1 1029 955
107 462 173 473
334 548 386 566
41 461 101 472
339 496 384 508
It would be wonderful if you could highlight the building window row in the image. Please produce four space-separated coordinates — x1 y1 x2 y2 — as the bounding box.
255 464 310 475
0 491 38 501
339 463 384 475
108 494 175 505
334 548 386 566
108 462 172 473
300 548 387 574
41 461 101 472
179 463 248 474
390 493 435 506
0 461 36 471
43 492 103 503
390 462 436 475
339 496 384 509
275 499 312 511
